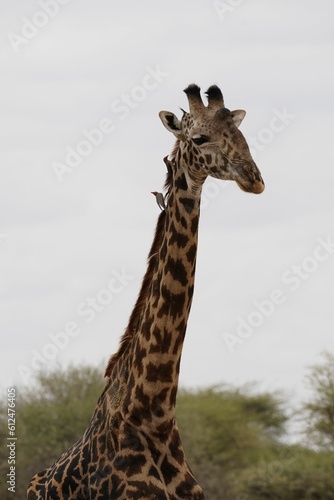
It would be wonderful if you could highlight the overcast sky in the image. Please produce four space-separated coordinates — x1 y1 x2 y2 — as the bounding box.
1 1 333 422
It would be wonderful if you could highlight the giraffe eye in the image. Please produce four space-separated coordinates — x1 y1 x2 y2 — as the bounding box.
192 135 209 146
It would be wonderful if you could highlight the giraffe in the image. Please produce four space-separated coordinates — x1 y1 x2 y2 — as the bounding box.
27 83 264 499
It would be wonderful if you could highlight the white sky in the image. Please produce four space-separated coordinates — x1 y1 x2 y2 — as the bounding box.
1 0 333 417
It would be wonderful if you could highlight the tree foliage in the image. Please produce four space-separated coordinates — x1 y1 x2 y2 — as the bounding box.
301 351 334 450
237 448 334 499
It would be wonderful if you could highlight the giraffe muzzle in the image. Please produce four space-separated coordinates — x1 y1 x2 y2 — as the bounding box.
235 159 265 194
236 178 265 194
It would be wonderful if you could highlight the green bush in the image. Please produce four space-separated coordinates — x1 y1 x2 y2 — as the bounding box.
236 447 334 499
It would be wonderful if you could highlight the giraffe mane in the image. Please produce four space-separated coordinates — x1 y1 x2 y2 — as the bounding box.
105 171 171 378
163 155 173 190
167 140 180 162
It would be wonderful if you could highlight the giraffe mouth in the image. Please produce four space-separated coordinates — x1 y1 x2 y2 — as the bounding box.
236 180 265 194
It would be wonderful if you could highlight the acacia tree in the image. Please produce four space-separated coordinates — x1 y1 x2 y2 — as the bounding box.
302 351 334 450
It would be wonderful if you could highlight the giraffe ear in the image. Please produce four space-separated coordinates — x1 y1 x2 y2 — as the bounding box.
231 109 246 128
159 111 182 137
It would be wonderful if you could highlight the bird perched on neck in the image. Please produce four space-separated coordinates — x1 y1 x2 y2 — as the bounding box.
151 191 167 212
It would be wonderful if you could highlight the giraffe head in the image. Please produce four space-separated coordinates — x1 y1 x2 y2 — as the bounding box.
159 84 264 194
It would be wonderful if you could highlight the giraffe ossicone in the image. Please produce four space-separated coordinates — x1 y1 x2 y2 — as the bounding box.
27 84 264 499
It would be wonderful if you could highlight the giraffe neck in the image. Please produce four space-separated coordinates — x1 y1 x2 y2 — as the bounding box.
124 158 202 431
